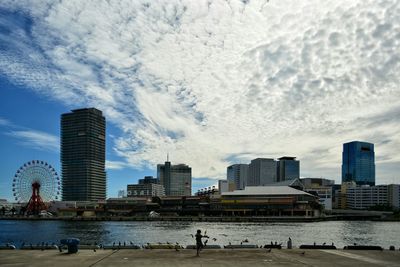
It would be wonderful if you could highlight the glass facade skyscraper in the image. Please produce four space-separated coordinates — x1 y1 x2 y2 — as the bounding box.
342 141 375 186
227 164 248 191
61 108 106 201
277 157 300 182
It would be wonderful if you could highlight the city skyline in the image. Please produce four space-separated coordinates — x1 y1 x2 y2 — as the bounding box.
1 1 400 201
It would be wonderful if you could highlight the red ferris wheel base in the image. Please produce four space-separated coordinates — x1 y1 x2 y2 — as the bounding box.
25 182 47 215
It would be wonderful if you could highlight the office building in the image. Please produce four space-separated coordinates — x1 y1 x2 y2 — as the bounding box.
388 184 400 209
157 161 192 196
247 158 277 186
127 175 164 198
345 184 400 210
342 141 375 186
127 183 165 197
227 164 248 191
347 185 388 209
301 178 335 211
61 108 106 201
218 180 229 194
277 157 300 182
334 181 356 209
139 176 159 185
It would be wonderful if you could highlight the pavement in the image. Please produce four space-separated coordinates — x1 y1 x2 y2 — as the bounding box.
0 249 400 267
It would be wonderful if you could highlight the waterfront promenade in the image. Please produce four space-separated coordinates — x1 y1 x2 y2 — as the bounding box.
1 249 399 267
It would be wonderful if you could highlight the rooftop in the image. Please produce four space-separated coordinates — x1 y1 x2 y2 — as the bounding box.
221 186 314 197
278 156 297 160
266 178 304 188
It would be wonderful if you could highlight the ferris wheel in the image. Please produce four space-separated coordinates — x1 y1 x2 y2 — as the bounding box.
12 160 61 213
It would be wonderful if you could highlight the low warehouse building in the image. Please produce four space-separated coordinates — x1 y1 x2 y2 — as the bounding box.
220 186 320 216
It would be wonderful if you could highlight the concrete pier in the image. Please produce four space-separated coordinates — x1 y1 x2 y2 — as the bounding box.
0 249 399 266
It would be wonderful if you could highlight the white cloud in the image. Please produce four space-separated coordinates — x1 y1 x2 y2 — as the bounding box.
0 117 10 126
6 130 59 153
105 160 132 170
1 0 400 183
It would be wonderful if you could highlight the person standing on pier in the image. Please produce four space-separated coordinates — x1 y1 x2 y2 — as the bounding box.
195 229 209 256
287 237 292 249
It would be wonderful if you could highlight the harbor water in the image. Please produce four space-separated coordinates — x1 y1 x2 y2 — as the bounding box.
1 220 399 248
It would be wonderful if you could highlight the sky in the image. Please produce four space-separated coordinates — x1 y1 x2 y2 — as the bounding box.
1 0 400 201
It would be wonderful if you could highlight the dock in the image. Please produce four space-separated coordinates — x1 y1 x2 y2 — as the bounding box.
0 248 399 266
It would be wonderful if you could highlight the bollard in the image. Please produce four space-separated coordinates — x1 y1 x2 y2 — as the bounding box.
60 238 80 253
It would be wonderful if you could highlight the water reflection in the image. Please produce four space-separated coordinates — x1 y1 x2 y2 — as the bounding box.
340 221 375 245
1 220 399 248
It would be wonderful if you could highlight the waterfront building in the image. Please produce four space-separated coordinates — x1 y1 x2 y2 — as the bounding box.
157 161 192 196
334 182 356 209
301 178 335 211
61 108 106 201
277 157 299 182
227 164 248 191
310 188 332 211
151 196 210 216
247 158 277 186
218 180 228 194
106 198 148 216
51 200 105 217
346 184 400 210
221 186 319 216
331 184 342 209
388 184 400 209
267 178 305 190
342 141 375 186
266 178 335 210
347 185 388 209
127 183 165 197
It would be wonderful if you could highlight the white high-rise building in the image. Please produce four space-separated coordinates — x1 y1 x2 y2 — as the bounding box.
346 184 400 209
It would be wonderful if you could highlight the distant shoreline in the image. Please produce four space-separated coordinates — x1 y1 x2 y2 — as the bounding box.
1 215 398 222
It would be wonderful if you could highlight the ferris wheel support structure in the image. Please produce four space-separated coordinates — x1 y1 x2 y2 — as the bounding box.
26 182 47 214
12 160 61 215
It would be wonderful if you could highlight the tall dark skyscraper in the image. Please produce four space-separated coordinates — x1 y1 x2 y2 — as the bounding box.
342 141 375 186
61 108 106 201
277 157 300 182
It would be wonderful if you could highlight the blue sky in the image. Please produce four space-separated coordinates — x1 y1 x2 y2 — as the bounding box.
0 78 166 200
1 1 400 201
0 79 216 200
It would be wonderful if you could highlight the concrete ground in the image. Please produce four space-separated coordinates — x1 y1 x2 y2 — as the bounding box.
0 249 399 267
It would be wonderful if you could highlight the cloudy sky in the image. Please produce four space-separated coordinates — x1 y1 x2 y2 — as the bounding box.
1 0 399 200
